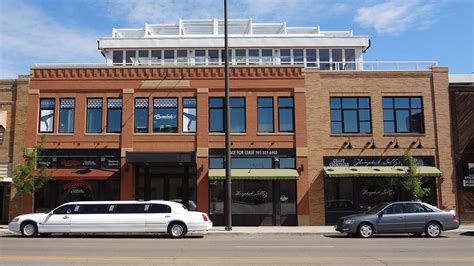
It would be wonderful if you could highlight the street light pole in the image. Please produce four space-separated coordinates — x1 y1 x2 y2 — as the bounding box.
224 0 232 231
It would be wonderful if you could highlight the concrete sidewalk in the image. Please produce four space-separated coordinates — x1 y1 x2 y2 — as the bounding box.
1 224 473 236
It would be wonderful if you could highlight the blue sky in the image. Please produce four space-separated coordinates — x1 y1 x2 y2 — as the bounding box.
0 0 472 78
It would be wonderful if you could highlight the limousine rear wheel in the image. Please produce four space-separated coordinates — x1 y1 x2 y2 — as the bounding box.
21 222 38 237
168 222 187 238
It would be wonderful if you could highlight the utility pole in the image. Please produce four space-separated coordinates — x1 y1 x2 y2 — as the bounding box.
224 0 232 231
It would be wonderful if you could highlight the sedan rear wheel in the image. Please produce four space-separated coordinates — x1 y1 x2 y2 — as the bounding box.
357 223 374 238
425 222 442 238
21 222 38 237
168 222 186 238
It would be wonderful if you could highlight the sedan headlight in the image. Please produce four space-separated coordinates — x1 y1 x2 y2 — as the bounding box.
343 219 356 225
11 217 19 223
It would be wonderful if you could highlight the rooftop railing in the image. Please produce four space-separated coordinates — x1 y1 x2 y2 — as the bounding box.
33 60 438 71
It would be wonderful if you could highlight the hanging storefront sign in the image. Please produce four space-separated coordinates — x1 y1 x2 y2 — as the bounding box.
323 156 435 167
38 149 121 169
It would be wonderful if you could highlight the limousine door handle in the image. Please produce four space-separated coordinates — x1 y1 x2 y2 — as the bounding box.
63 216 69 219
165 215 171 218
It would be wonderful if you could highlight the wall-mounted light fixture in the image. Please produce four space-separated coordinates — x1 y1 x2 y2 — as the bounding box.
411 138 423 149
366 138 376 149
300 164 304 172
343 138 353 149
199 164 204 172
389 138 400 149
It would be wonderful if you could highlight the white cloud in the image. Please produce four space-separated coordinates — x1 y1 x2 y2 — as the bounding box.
354 0 439 35
0 0 103 78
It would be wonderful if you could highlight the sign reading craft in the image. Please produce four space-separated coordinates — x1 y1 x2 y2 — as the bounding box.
323 156 436 167
463 163 474 187
209 148 296 157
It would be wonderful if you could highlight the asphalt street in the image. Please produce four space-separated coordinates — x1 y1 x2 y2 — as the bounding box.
0 232 473 265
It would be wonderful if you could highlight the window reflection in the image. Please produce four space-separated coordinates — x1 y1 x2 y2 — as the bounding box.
383 97 424 133
153 98 178 133
330 97 371 134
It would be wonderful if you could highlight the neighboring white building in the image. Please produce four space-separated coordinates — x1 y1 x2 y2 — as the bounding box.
98 18 370 70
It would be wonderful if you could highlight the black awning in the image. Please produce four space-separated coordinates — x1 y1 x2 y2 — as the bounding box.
126 152 196 166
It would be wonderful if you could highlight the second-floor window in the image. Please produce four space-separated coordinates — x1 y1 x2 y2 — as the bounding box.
209 98 224 132
86 98 102 133
209 97 246 133
230 98 246 132
153 98 178 133
59 99 75 133
39 98 55 133
330 97 371 134
383 97 424 133
183 98 197 133
278 97 294 132
134 98 149 133
107 98 122 133
258 97 274 132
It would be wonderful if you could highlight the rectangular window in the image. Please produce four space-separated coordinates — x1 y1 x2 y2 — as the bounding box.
293 49 304 64
258 97 274 132
344 49 356 70
330 97 372 134
107 98 122 133
278 97 294 132
280 49 291 64
306 49 317 67
164 50 174 63
39 98 55 133
209 97 224 132
134 98 149 133
153 98 178 133
220 49 232 64
332 49 343 70
279 157 296 169
182 98 196 133
230 97 246 132
86 98 102 133
319 49 330 70
208 49 219 64
177 50 187 64
248 49 259 64
113 51 123 65
195 49 206 64
59 99 74 133
235 49 246 64
232 157 272 168
151 50 162 65
137 50 149 65
383 97 424 133
209 157 225 168
125 50 135 65
261 49 273 64
113 204 147 213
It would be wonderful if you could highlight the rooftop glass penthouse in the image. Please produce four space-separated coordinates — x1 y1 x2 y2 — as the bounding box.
95 19 435 71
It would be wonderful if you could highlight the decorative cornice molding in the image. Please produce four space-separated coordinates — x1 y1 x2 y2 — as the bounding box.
31 66 304 80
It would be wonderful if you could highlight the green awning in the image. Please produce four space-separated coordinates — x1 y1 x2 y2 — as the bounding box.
323 166 442 178
208 169 299 180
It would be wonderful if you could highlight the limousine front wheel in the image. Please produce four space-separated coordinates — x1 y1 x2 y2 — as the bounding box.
21 222 38 237
168 222 187 238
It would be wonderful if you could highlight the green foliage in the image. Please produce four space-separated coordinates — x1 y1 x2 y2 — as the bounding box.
401 150 430 198
12 135 51 195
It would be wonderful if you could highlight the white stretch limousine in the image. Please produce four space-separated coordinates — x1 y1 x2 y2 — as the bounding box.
8 201 212 238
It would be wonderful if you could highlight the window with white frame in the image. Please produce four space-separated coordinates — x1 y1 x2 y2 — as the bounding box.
151 50 162 65
137 50 149 65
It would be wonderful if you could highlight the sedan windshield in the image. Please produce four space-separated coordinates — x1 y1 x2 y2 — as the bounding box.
365 203 389 214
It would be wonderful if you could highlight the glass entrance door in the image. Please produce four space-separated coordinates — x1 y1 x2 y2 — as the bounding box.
136 166 197 210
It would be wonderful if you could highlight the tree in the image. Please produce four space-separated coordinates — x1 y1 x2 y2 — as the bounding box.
401 150 430 199
12 135 51 194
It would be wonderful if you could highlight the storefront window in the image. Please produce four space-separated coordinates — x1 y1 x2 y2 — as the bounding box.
153 98 178 133
209 157 224 169
107 98 122 133
39 98 55 133
232 158 272 168
86 98 102 133
383 97 424 133
258 97 274 132
279 157 295 169
134 98 149 133
182 98 196 132
59 99 74 133
278 97 294 132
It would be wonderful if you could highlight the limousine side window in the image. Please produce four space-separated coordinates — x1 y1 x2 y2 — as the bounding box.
75 204 111 214
114 204 147 213
54 205 75 215
150 204 171 213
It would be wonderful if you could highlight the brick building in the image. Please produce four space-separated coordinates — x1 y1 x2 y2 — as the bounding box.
9 19 456 225
0 76 29 223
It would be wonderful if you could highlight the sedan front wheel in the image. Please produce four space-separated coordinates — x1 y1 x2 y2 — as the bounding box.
357 223 374 238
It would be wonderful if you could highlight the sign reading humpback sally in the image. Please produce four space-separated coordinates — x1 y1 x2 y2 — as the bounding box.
323 156 435 167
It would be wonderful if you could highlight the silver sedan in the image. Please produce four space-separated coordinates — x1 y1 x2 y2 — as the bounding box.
335 201 459 238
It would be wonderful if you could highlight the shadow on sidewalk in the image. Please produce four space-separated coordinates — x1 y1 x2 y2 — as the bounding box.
460 231 474 236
